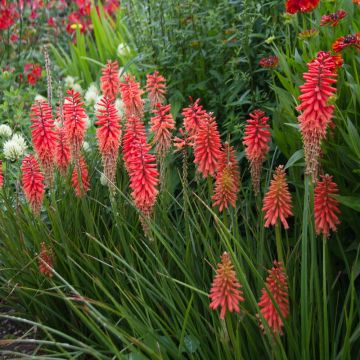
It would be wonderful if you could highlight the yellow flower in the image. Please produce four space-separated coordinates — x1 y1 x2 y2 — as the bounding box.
70 23 83 30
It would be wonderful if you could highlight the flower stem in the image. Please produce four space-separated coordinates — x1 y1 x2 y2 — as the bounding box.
275 221 283 263
323 234 329 360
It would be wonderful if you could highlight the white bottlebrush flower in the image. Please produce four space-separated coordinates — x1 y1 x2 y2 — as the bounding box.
0 124 12 138
3 134 28 161
82 141 90 152
85 84 100 106
117 43 130 57
64 75 75 89
72 83 83 94
84 115 92 129
115 98 125 118
35 94 47 102
100 173 108 186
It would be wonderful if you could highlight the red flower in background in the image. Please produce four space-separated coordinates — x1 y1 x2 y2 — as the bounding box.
146 71 167 109
182 98 207 138
0 1 18 30
332 33 360 53
0 160 3 188
24 64 42 86
258 261 289 335
320 10 347 27
209 252 245 319
314 174 341 237
72 155 90 197
38 242 54 278
120 75 144 119
259 55 278 69
285 0 320 14
47 17 55 27
100 60 121 100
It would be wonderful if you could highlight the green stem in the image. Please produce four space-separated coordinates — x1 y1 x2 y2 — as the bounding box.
275 222 284 263
323 235 329 360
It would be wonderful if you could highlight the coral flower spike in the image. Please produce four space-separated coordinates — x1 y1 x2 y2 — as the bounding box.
314 174 341 237
243 109 271 195
55 126 71 175
119 75 144 119
181 98 207 138
100 60 121 99
21 155 45 215
146 71 167 109
38 242 54 278
212 144 240 212
209 252 245 319
258 261 289 335
72 155 90 197
262 165 293 229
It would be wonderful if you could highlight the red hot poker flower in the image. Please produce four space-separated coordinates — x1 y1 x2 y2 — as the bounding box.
63 89 87 161
209 252 245 319
181 98 207 138
243 109 271 195
259 55 279 69
262 165 293 229
193 113 222 178
285 0 320 14
212 144 240 212
38 242 54 278
258 261 289 335
320 10 347 27
297 52 337 179
72 155 90 197
314 174 341 237
55 126 71 175
332 33 360 53
119 75 144 119
100 60 120 99
95 97 122 193
21 155 45 215
146 71 167 109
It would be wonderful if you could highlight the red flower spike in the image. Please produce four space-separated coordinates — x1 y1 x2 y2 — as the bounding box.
63 89 87 161
150 103 175 158
243 109 271 194
320 10 347 27
30 100 57 182
119 75 144 119
193 113 222 178
72 155 90 197
262 165 293 229
285 0 320 14
212 144 240 212
55 126 71 175
332 33 360 53
209 252 245 319
314 174 341 237
146 71 167 109
21 155 45 215
181 98 207 138
297 52 337 179
38 242 54 278
259 55 279 69
100 60 120 99
258 261 289 335
95 97 122 193
0 160 3 188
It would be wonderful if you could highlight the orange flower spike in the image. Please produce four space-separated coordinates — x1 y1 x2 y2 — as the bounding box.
38 242 54 278
146 71 167 108
100 60 120 99
262 165 293 229
71 155 90 197
314 174 341 237
209 252 245 319
119 75 144 119
258 261 289 335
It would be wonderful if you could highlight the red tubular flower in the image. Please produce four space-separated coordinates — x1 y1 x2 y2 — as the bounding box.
0 160 3 188
332 33 360 53
146 71 167 109
38 242 54 278
21 155 45 215
212 144 240 212
259 55 279 69
193 113 222 178
55 126 71 175
30 100 57 182
150 103 175 158
320 10 347 27
181 98 207 138
285 0 320 14
100 60 120 99
243 109 271 195
95 96 122 192
209 252 245 319
314 174 341 237
262 166 293 229
119 75 144 119
258 261 289 335
72 155 90 197
63 89 87 161
297 52 337 179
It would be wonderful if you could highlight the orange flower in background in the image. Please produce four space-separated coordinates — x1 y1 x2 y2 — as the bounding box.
259 55 278 69
258 261 289 335
314 174 341 237
119 75 144 119
297 52 337 179
193 113 222 178
243 109 271 195
182 98 207 138
298 28 318 39
150 103 175 158
212 144 239 212
72 155 90 197
262 166 293 229
21 155 45 215
55 126 71 175
38 242 54 278
285 0 320 14
320 10 347 27
332 54 344 69
146 71 167 109
0 160 3 188
332 33 360 53
209 252 245 319
100 60 120 99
